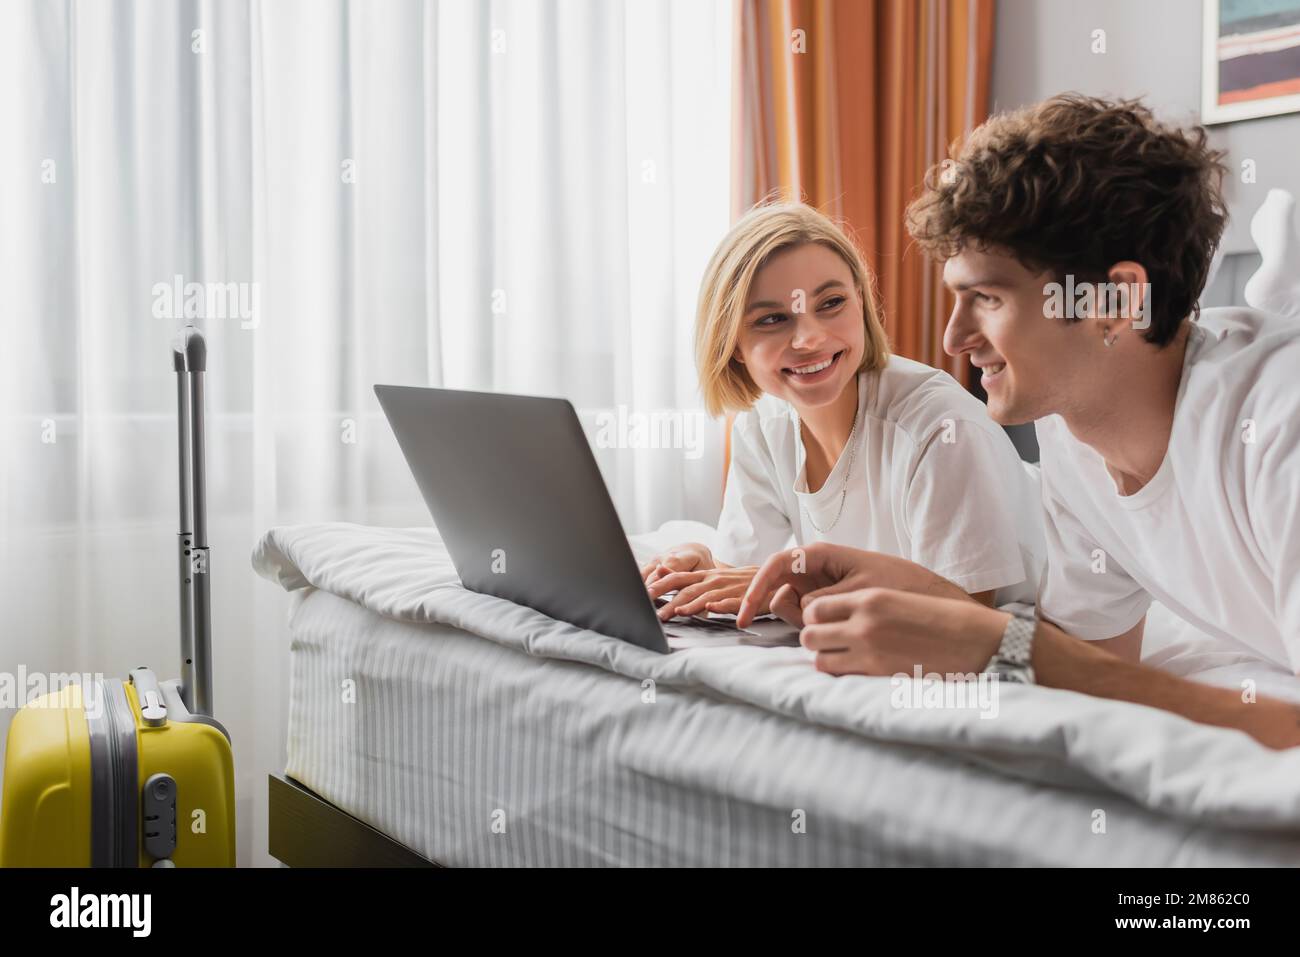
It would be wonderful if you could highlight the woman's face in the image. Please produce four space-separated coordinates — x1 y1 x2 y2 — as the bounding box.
734 243 865 411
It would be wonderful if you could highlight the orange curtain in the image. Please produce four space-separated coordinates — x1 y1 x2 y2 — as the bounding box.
733 0 996 387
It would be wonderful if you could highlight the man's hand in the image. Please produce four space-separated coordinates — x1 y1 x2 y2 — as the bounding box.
799 588 1008 676
640 542 717 586
736 542 970 629
646 566 763 620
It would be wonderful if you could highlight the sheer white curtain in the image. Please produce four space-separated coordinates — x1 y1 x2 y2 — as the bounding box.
0 0 731 865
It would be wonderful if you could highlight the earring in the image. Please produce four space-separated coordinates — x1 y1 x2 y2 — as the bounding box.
1103 329 1116 347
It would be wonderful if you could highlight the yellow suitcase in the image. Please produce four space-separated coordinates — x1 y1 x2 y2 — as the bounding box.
0 670 235 867
0 327 235 867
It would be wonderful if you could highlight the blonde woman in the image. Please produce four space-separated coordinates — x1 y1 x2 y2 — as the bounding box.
643 202 1043 621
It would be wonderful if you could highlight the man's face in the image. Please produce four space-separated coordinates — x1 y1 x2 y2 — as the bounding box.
942 246 1098 425
735 243 865 411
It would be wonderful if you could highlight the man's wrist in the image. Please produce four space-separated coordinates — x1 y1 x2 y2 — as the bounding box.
924 570 972 603
1029 619 1096 689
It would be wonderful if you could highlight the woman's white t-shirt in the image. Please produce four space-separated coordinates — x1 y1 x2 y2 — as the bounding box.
714 356 1045 603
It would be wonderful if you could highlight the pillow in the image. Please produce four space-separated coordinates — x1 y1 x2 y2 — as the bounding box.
1243 188 1300 320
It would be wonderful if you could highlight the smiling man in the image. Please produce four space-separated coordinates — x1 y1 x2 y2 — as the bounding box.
737 94 1300 749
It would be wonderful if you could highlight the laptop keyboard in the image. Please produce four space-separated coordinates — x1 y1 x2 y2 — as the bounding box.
652 596 799 646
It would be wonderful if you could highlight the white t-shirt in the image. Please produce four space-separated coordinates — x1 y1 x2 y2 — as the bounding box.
1036 307 1300 672
714 357 1045 602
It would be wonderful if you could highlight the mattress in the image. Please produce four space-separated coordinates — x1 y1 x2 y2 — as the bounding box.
276 563 1300 866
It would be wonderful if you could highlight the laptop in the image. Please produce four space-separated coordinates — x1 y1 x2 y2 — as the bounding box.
374 384 798 653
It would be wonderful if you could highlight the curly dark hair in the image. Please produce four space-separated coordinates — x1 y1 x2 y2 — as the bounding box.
905 94 1229 346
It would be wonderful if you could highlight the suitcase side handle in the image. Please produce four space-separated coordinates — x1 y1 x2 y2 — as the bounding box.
128 668 168 728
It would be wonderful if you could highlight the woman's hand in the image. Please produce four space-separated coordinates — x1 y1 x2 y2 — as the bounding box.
640 542 717 585
646 566 765 620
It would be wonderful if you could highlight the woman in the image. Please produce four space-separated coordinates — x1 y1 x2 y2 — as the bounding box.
643 201 1043 620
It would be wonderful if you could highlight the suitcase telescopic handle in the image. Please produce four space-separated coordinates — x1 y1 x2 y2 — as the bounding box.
173 327 213 717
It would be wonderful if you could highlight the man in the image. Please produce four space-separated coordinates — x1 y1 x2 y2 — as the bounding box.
736 94 1300 749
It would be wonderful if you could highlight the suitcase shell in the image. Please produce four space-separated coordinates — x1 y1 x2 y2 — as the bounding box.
1 668 235 867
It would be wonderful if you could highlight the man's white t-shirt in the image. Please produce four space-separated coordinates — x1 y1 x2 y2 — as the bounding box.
1036 307 1300 672
714 356 1045 603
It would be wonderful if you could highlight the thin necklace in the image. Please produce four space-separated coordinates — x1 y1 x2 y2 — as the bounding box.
800 402 860 534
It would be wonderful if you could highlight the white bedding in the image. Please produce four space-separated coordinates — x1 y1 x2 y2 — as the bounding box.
279 585 1292 865
253 520 1300 861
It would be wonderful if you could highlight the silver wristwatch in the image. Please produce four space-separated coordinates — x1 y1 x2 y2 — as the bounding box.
982 607 1037 684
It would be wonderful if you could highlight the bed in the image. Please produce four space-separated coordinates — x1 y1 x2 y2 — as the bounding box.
252 520 1300 867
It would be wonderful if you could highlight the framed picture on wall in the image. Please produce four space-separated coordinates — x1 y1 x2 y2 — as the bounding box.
1203 0 1300 123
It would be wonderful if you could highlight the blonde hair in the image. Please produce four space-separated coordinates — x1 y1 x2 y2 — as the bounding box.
694 201 890 417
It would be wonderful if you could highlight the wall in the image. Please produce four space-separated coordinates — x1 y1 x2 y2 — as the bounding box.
992 0 1300 255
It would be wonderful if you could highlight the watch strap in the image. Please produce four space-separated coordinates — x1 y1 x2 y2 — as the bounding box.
984 613 1037 684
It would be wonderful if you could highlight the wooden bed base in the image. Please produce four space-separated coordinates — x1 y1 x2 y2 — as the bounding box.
267 775 441 867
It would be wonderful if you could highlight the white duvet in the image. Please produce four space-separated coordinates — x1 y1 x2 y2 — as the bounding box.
252 520 1300 834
